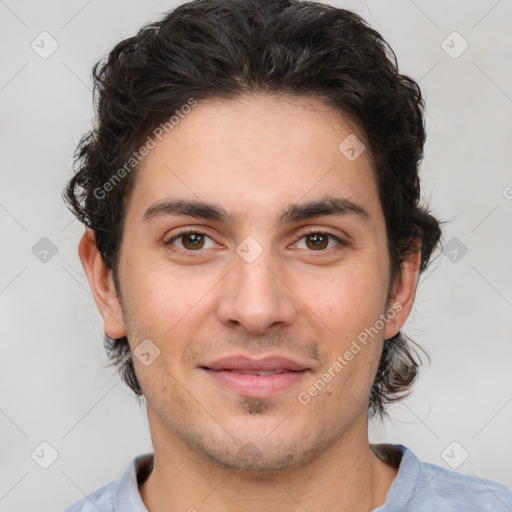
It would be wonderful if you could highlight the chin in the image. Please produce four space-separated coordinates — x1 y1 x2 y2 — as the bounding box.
187 419 334 476
200 441 306 475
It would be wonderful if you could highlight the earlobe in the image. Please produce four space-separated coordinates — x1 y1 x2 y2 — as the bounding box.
384 241 422 340
78 229 127 339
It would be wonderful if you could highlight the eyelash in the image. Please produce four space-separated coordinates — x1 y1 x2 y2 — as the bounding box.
295 229 346 254
164 228 212 257
164 228 346 256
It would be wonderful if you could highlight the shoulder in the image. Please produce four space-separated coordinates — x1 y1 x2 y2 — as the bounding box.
61 453 153 512
385 444 512 511
62 481 116 512
415 457 512 509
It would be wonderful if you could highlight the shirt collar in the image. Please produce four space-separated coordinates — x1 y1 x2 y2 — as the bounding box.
113 452 153 512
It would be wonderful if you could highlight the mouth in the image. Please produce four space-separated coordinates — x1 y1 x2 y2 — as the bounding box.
206 368 300 376
199 355 311 397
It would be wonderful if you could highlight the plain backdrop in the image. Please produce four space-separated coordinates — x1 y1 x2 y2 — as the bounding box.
1 0 511 510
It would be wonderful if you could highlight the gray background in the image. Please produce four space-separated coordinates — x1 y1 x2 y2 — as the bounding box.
1 0 511 510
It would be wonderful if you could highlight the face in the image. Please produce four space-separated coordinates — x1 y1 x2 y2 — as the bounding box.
83 94 417 473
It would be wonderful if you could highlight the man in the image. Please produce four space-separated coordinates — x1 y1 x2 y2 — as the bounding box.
62 0 512 510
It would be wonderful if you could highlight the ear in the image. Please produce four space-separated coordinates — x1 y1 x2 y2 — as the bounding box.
78 229 126 339
384 240 422 340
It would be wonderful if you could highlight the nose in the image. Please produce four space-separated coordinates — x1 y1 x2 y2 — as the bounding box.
216 249 297 335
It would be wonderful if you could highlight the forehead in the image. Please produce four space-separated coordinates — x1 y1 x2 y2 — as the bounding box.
127 94 382 226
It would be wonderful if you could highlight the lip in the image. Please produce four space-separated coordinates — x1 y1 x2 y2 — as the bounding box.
200 355 311 398
202 355 310 372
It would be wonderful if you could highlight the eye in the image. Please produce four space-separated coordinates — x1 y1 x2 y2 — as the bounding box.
165 230 217 252
295 230 344 251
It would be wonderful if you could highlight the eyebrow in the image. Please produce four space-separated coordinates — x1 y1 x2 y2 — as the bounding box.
142 196 370 225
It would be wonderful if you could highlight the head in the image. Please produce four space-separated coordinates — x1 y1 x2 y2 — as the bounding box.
65 0 442 472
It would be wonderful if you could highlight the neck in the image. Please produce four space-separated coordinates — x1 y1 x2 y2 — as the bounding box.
140 412 399 512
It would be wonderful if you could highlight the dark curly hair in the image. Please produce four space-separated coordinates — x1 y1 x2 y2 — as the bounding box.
63 0 443 420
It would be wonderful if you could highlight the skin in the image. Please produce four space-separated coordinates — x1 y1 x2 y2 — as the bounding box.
79 93 421 511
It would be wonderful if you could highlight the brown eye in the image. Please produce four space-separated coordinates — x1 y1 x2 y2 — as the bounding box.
305 233 329 250
181 233 205 250
295 231 344 252
165 231 216 252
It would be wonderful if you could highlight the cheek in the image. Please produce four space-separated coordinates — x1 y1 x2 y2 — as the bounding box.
298 262 386 323
120 256 194 338
293 262 388 370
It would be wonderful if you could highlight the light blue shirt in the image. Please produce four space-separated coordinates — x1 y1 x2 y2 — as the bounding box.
63 444 512 511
